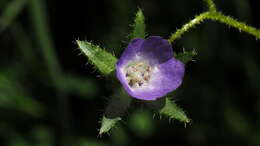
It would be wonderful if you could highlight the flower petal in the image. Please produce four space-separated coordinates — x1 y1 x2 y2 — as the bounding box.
116 38 144 68
140 36 173 64
129 58 185 100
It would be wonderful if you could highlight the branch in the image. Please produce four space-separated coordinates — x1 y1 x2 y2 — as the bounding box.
168 12 260 43
204 0 217 12
207 12 260 39
168 12 210 43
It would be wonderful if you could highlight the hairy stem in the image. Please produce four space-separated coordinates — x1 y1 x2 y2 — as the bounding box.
204 0 217 12
207 12 260 39
168 12 210 43
168 11 260 43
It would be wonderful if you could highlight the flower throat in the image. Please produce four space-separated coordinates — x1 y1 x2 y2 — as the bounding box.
125 61 152 88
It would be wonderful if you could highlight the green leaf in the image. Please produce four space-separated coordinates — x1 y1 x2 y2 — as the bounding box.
159 98 190 123
175 49 197 64
76 40 117 75
99 116 121 135
130 9 146 39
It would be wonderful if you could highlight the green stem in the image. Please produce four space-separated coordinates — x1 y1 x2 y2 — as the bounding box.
207 12 260 39
168 12 210 43
168 11 260 43
204 0 217 12
11 23 37 64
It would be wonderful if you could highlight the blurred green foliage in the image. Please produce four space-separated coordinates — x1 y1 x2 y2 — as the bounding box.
0 0 26 32
128 110 154 138
0 73 43 117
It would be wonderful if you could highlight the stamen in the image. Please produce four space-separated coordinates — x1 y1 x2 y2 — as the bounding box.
125 61 152 88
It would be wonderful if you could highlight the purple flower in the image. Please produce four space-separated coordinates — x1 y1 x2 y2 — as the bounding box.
116 36 185 101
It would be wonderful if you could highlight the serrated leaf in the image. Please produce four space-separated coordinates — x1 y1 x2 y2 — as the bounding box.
99 116 121 135
130 9 146 39
175 49 197 64
76 40 117 75
159 98 190 123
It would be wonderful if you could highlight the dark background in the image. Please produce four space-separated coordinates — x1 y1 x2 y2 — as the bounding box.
0 0 260 146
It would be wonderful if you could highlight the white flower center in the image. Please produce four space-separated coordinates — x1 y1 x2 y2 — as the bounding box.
125 61 152 88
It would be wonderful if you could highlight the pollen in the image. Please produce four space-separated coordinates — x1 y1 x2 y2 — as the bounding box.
125 61 152 88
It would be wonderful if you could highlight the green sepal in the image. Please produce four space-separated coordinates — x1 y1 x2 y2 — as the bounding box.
99 116 121 135
130 9 146 39
76 40 117 75
174 49 197 64
159 98 190 123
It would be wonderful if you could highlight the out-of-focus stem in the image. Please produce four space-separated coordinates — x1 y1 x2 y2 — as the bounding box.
0 0 27 32
28 0 70 145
